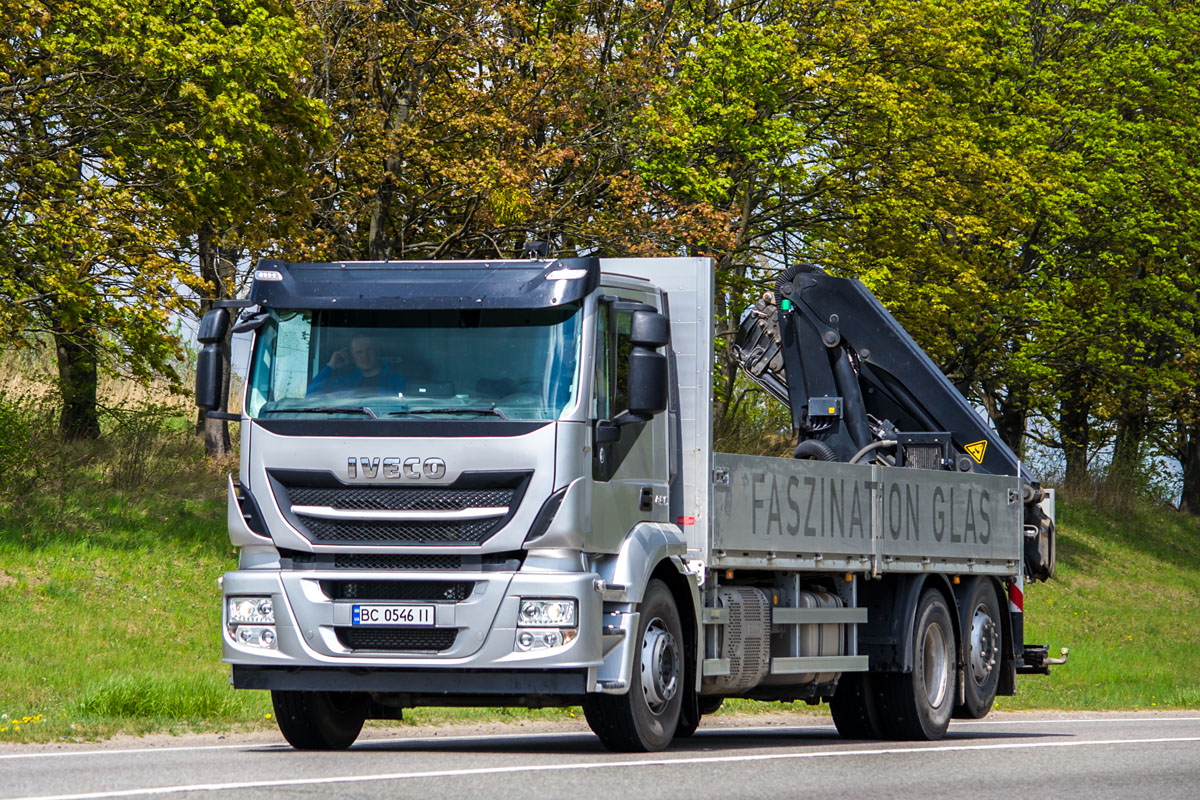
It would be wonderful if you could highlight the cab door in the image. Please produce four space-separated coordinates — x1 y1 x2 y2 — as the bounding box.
588 296 669 553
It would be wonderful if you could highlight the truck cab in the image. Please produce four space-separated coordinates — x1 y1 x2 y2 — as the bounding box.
202 257 701 750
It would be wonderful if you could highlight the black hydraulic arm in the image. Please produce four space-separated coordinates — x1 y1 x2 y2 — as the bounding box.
734 264 1032 484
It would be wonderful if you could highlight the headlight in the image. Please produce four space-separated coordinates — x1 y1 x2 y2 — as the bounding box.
518 598 577 627
227 597 277 649
228 597 274 624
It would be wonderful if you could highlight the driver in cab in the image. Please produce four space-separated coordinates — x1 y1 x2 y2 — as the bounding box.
307 334 407 397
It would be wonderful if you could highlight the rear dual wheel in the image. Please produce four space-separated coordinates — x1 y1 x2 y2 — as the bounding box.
955 579 1002 719
877 589 957 740
830 672 884 739
833 589 958 741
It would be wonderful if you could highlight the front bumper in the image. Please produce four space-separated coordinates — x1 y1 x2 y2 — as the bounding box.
221 567 604 674
232 665 588 696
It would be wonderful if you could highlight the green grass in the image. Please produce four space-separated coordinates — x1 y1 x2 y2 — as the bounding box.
993 497 1200 711
1 440 1197 743
0 453 272 741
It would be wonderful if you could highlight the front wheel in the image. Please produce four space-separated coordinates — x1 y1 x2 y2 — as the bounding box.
583 579 684 751
878 589 957 740
271 690 367 750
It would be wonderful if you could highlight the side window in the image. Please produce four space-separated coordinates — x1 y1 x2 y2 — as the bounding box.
614 310 632 414
593 304 611 419
593 302 637 420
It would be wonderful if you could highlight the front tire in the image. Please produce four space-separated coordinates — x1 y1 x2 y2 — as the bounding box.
955 578 1002 719
271 690 367 750
584 579 684 751
878 589 956 740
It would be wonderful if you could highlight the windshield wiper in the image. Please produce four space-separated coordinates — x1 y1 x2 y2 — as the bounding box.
263 406 379 418
388 407 509 420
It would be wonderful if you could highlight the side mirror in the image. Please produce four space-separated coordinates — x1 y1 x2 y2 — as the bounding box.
195 344 225 411
195 309 229 412
627 346 667 417
198 307 229 344
630 310 670 348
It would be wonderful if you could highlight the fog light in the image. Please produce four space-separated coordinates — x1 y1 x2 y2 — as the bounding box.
518 598 577 627
233 625 278 649
514 627 577 652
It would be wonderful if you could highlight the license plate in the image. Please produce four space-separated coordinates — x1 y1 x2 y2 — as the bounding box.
351 604 434 626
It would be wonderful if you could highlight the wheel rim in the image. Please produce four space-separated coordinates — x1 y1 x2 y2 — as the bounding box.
969 602 999 685
640 617 679 713
921 621 950 708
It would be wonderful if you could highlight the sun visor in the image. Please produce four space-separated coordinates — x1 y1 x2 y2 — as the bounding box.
248 257 600 310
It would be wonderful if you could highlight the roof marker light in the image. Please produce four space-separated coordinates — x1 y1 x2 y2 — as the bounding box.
545 268 588 280
254 270 284 282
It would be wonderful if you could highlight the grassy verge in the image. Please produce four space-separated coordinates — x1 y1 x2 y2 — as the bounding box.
1 425 1196 742
993 497 1200 711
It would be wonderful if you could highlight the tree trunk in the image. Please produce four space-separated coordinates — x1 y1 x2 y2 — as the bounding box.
196 220 237 457
1109 411 1147 496
993 397 1027 461
1179 420 1200 515
1060 372 1091 490
54 329 100 440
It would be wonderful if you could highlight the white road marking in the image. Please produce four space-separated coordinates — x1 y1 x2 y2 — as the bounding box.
0 743 291 762
1 716 1196 761
7 735 1199 800
954 716 1200 726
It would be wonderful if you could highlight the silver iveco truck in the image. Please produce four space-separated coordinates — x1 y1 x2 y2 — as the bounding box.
196 256 1061 751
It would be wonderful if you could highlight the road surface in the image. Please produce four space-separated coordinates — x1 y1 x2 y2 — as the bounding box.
2 712 1197 799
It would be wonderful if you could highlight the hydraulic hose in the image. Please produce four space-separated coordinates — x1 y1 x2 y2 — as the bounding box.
794 439 840 461
832 348 874 450
849 439 898 465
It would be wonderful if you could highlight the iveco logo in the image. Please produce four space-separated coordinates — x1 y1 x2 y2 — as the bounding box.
347 457 446 480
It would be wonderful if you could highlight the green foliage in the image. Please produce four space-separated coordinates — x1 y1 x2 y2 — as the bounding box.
0 392 59 492
291 0 728 262
0 0 327 433
3 0 1197 486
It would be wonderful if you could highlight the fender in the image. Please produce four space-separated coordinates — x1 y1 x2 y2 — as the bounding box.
589 522 699 694
858 573 961 674
590 521 687 604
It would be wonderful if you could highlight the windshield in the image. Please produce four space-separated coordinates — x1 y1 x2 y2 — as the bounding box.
246 304 582 421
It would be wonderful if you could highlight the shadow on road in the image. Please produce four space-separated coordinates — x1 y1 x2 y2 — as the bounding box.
242 724 1066 757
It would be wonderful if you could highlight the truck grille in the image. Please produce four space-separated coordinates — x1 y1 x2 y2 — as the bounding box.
267 469 530 546
322 580 474 602
298 517 497 544
335 627 458 652
333 553 463 570
285 486 514 512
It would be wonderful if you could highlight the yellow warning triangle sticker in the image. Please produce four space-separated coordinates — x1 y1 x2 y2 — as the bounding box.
965 440 988 464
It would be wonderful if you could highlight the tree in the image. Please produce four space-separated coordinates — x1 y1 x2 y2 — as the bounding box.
0 0 325 443
291 0 726 263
